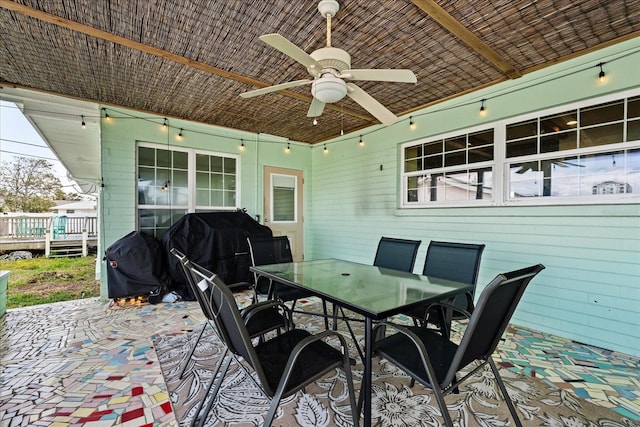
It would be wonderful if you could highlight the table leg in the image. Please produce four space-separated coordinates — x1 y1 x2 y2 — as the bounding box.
363 317 372 427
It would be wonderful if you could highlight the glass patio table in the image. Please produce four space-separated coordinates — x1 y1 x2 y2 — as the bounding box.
250 258 473 427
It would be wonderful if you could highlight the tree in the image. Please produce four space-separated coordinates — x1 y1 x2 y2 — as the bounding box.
0 157 62 212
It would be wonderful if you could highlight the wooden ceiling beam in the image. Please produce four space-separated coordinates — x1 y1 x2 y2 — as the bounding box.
0 0 374 122
410 0 522 79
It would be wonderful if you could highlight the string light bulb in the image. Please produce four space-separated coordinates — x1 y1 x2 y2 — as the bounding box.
177 128 184 141
102 108 110 121
239 139 245 151
323 144 328 154
409 116 415 130
162 118 168 129
479 99 487 117
285 143 291 153
81 115 86 129
359 135 364 146
313 118 318 126
598 62 606 82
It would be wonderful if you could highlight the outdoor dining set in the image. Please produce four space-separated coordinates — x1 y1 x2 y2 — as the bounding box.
170 236 544 427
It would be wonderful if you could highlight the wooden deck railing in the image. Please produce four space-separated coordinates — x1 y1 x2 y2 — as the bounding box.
0 214 98 240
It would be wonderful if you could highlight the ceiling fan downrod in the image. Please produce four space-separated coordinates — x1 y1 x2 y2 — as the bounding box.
318 0 339 47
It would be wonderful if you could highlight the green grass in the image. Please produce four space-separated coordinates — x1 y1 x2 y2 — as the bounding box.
0 256 100 309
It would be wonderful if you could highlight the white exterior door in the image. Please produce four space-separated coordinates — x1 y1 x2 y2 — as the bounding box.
263 166 304 261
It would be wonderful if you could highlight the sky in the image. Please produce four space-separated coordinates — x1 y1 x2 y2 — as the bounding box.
0 100 80 194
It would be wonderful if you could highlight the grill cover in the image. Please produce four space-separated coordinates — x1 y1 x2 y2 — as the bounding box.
104 231 170 300
161 212 271 300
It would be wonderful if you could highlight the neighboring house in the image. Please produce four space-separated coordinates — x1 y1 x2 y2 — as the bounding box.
50 200 98 216
2 38 639 359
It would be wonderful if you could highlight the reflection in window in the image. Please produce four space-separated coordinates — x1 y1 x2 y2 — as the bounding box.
509 149 638 198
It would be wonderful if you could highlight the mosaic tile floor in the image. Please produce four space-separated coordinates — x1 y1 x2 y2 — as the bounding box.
0 295 638 426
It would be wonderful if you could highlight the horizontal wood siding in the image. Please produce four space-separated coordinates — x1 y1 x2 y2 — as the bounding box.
307 39 640 356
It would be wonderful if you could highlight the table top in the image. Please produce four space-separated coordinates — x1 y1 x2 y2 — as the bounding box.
250 258 473 320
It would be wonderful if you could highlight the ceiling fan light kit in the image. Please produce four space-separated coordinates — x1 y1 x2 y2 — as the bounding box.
240 0 417 126
313 74 347 103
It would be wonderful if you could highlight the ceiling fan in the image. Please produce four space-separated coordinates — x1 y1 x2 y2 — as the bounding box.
239 0 417 125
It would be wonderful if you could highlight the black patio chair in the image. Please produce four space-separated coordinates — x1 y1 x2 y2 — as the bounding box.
373 236 422 272
189 263 359 427
171 248 292 378
248 235 332 328
402 241 485 334
373 264 545 427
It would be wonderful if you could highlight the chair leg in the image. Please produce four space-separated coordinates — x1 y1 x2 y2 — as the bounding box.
196 353 232 427
179 323 209 379
488 358 523 427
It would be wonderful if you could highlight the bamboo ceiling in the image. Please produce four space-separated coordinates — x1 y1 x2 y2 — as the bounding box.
1 0 639 144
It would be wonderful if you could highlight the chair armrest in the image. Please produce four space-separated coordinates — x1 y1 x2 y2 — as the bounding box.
422 300 472 321
241 300 294 328
280 329 352 379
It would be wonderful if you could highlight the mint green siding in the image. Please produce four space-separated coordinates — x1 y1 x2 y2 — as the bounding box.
307 38 640 356
99 37 640 356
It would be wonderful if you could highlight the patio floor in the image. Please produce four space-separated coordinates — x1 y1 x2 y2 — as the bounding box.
0 295 638 426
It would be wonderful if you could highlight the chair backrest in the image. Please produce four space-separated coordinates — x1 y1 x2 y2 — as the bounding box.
247 236 293 292
170 248 217 321
188 262 267 384
247 236 293 266
373 237 421 272
422 241 485 311
446 264 545 384
52 215 67 229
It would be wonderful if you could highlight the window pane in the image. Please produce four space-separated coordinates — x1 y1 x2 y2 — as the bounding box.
196 154 209 171
172 186 188 205
405 145 421 159
224 174 236 191
507 138 537 157
211 190 223 205
211 156 223 173
541 131 576 153
224 191 236 207
580 123 623 147
628 96 640 119
224 158 236 174
424 155 442 169
173 151 188 169
468 129 493 146
507 120 537 140
196 171 209 188
196 189 209 205
273 187 295 221
211 173 223 189
424 140 442 155
628 119 640 142
405 157 422 172
468 145 493 163
541 111 578 134
172 170 188 188
445 151 465 167
581 100 624 126
139 147 155 166
157 149 170 168
445 136 466 152
584 151 627 195
509 162 541 198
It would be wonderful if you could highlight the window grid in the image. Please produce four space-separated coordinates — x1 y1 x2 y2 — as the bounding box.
401 91 640 208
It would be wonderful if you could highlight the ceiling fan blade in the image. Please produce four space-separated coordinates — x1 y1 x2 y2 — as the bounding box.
342 69 417 83
259 34 322 75
239 79 312 98
346 83 398 125
307 97 326 117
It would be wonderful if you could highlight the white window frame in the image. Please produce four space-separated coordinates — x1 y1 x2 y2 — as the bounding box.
400 88 640 208
136 142 240 233
401 124 497 208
